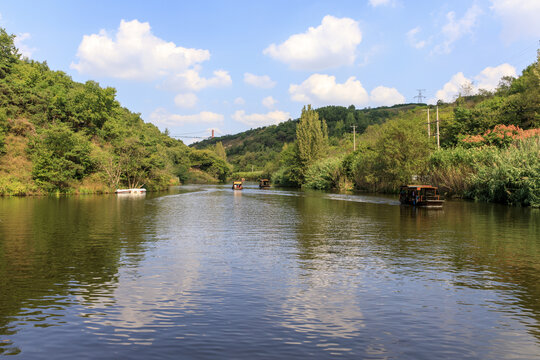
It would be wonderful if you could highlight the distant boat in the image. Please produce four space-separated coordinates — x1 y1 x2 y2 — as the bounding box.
399 185 444 208
232 181 243 190
115 188 146 195
259 179 271 189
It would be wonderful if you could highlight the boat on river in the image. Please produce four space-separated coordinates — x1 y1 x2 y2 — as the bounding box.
115 188 146 195
259 179 271 189
232 181 243 190
399 185 444 208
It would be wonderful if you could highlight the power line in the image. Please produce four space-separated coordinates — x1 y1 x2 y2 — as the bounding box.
172 130 209 135
171 135 207 139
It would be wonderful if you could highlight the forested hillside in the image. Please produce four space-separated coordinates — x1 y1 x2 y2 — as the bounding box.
0 28 230 195
192 103 421 171
195 52 540 207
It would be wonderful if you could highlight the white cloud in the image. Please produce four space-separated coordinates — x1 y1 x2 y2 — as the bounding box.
71 19 211 81
490 0 540 42
435 72 472 102
406 27 427 49
263 15 362 70
435 63 517 102
370 86 405 106
433 5 482 54
174 93 198 108
234 97 245 105
149 108 223 127
290 74 405 107
244 73 276 88
369 0 396 7
474 63 516 91
289 74 369 106
232 110 290 128
262 96 278 108
14 33 35 58
163 67 232 91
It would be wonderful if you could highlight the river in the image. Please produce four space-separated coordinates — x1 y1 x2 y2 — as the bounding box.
0 184 539 359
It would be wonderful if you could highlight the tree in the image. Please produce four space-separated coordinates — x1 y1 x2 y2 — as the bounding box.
214 141 227 161
349 117 435 192
29 123 94 191
0 28 19 79
293 104 328 184
189 149 231 182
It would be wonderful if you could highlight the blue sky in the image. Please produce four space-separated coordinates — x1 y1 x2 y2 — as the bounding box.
1 0 539 143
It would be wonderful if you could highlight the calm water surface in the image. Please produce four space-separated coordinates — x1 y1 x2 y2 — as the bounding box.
0 185 539 359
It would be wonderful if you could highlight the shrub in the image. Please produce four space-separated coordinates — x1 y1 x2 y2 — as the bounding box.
28 123 94 192
466 138 540 207
303 157 344 190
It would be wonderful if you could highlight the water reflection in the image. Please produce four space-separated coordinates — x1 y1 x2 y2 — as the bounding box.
0 187 539 358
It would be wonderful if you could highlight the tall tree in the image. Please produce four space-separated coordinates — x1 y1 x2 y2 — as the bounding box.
214 141 227 161
294 104 328 183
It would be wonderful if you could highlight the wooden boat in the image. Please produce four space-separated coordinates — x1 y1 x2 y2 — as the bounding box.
259 179 271 189
115 188 146 195
399 185 444 208
232 181 243 190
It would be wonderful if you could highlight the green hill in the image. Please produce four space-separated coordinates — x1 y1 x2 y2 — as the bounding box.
193 52 539 206
0 28 230 195
192 103 424 172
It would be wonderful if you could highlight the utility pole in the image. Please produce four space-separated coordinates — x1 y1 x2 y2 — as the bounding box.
427 107 431 137
436 105 440 149
415 89 426 103
351 125 356 151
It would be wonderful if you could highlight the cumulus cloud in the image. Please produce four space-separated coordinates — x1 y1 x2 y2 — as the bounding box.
71 20 210 80
262 96 278 108
232 110 290 128
263 15 362 70
435 63 516 102
234 97 245 105
289 74 405 107
406 27 427 49
433 5 482 54
474 63 517 90
490 0 540 42
149 108 223 127
370 86 406 106
435 72 473 102
71 19 231 92
163 67 232 91
14 33 35 58
244 73 276 88
174 93 198 108
289 74 369 106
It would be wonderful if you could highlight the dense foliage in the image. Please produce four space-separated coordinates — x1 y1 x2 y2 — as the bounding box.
195 51 540 207
193 103 423 175
0 28 230 195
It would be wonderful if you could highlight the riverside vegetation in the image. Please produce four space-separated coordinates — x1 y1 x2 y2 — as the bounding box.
0 28 231 195
1 26 538 207
195 51 540 208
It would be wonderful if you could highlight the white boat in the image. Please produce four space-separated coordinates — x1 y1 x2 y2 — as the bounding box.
115 188 146 195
